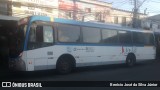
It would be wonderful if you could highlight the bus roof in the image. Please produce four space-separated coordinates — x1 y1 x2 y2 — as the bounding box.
27 15 153 33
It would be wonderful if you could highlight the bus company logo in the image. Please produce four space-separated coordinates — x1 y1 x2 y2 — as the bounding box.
67 47 72 52
2 82 11 87
133 46 137 53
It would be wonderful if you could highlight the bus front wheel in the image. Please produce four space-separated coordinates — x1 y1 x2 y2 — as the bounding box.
56 57 74 74
126 54 136 67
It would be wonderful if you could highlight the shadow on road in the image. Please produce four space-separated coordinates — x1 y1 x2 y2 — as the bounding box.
0 60 159 81
74 60 158 73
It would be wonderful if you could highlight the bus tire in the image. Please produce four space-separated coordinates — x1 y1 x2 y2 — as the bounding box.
56 56 75 74
126 54 136 67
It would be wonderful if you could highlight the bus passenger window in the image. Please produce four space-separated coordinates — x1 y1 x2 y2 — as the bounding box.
133 32 143 45
82 27 101 43
102 29 118 44
58 24 80 43
133 32 154 45
118 31 132 44
58 30 70 42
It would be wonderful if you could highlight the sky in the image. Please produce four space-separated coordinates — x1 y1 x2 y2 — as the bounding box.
99 0 160 16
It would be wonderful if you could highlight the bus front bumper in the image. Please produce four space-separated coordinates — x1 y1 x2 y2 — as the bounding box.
9 57 26 71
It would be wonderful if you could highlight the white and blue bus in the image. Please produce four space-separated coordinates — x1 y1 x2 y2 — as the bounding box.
9 15 156 74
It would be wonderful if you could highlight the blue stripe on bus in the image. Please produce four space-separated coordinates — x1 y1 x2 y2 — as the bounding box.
55 43 146 47
23 42 154 51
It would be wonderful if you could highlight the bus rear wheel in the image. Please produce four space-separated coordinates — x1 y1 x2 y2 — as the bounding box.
56 57 73 74
126 54 136 67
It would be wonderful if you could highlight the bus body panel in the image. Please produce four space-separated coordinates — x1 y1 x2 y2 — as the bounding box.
25 45 155 71
135 46 156 60
25 45 126 71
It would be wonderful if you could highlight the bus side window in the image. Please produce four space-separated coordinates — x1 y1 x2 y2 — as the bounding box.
102 29 118 44
82 27 101 43
57 24 80 43
146 33 154 45
118 31 132 45
133 32 154 45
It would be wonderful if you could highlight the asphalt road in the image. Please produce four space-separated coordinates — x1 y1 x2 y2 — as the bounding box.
0 59 160 81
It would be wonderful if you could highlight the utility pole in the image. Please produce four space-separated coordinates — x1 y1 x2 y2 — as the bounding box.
132 0 147 28
73 0 77 20
132 0 138 28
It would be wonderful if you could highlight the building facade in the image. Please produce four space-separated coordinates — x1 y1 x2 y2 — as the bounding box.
111 8 147 27
58 0 112 22
0 0 147 27
0 0 59 18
